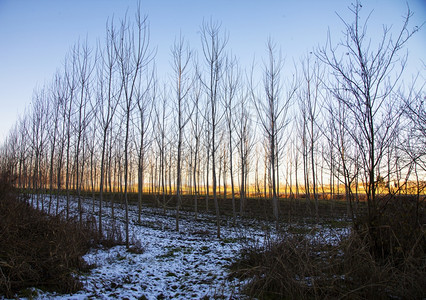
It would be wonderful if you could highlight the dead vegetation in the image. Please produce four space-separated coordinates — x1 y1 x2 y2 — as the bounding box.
229 196 425 299
0 176 121 298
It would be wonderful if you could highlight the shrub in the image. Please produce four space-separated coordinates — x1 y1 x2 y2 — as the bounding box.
0 177 117 298
230 198 425 299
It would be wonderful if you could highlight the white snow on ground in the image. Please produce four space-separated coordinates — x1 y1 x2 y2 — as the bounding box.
20 195 349 299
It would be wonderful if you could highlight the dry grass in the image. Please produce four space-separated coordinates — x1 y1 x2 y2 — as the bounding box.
0 175 121 298
229 197 425 299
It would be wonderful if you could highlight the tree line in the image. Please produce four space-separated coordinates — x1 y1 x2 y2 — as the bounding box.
0 2 424 243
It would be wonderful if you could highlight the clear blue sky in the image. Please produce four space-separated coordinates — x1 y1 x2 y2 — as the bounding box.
0 0 425 143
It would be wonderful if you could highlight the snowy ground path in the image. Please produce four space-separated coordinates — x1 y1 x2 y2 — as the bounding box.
24 194 349 299
27 195 272 299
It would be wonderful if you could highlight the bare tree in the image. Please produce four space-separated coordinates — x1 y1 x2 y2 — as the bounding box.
54 70 71 215
171 33 193 231
200 19 228 238
153 85 170 213
16 115 30 193
223 54 240 223
29 88 49 209
96 18 122 235
317 1 419 221
297 55 324 218
235 87 253 215
189 72 204 219
323 94 358 220
134 69 154 224
63 52 78 219
47 73 62 214
2 124 18 187
114 8 152 247
251 39 294 227
296 100 311 209
73 40 95 225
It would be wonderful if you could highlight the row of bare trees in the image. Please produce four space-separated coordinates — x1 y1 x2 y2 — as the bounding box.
1 2 424 241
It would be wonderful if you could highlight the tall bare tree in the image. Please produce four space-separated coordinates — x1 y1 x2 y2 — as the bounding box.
29 88 49 209
172 34 193 231
317 1 419 221
96 18 122 235
153 85 170 212
223 54 240 223
235 87 253 215
252 39 294 226
63 52 78 219
189 72 204 219
115 8 152 247
298 55 324 218
47 73 62 214
200 19 228 238
72 40 95 225
134 69 154 224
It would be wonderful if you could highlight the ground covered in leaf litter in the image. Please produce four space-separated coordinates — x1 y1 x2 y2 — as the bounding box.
25 195 349 299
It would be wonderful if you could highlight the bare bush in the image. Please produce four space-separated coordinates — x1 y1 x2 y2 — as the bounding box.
230 199 425 299
0 177 120 298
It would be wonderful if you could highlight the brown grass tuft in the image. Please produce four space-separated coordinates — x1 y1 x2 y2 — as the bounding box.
0 176 121 298
229 197 425 299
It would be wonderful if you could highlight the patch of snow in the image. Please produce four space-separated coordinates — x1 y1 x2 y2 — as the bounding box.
18 194 348 299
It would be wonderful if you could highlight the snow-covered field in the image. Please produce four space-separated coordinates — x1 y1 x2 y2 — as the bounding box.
24 195 349 299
